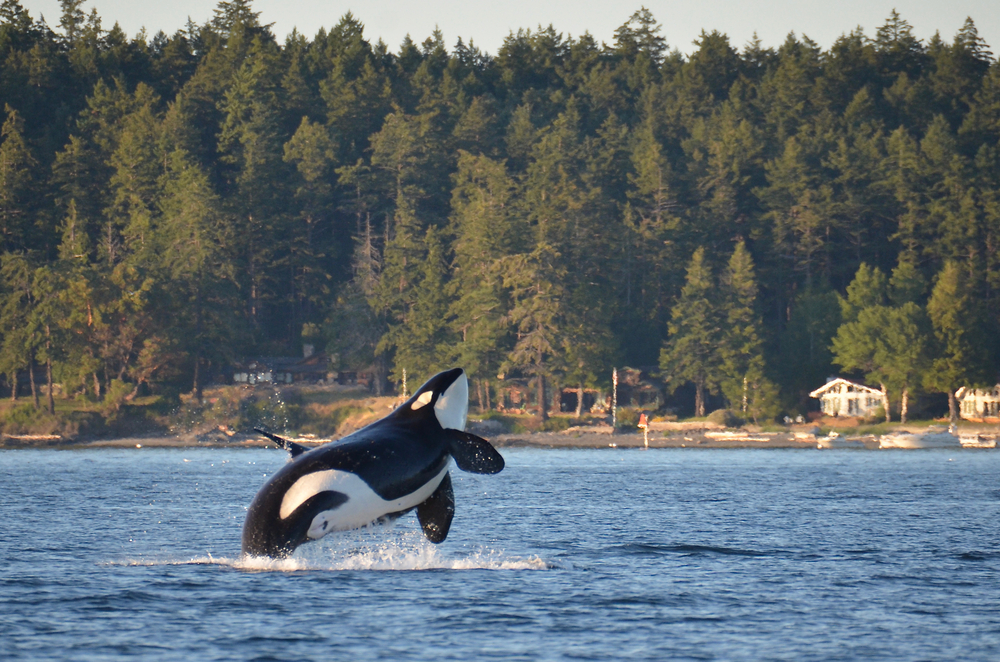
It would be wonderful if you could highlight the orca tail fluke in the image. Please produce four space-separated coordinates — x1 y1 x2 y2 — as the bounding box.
253 427 309 458
445 430 505 474
417 473 455 543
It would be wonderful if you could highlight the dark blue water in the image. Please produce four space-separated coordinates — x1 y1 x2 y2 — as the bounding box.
2 447 999 660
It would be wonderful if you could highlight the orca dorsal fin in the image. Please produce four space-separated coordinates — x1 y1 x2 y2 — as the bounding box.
417 473 454 543
254 428 309 458
444 430 505 474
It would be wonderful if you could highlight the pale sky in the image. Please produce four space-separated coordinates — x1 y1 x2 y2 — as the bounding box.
19 1 1000 58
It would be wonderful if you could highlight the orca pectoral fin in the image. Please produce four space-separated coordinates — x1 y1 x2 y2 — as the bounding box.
417 473 454 544
254 428 309 458
445 430 505 474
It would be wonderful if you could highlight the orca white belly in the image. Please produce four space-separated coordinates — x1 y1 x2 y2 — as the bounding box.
279 464 450 541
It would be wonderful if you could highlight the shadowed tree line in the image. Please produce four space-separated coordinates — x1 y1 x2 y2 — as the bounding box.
0 0 998 423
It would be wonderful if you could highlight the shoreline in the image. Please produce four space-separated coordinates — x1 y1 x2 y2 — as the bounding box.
5 428 996 450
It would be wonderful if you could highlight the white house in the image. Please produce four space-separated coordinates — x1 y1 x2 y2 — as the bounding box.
809 378 885 417
956 385 1000 419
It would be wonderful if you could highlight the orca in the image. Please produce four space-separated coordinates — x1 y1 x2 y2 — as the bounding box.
241 368 505 558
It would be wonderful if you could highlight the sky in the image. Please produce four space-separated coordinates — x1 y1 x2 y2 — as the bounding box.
18 1 1000 58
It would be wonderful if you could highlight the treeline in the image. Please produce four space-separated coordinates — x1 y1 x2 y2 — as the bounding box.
0 0 998 421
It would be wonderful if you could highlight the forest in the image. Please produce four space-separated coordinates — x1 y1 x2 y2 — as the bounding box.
1 0 999 425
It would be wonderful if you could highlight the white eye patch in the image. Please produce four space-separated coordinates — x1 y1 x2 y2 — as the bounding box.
410 390 433 410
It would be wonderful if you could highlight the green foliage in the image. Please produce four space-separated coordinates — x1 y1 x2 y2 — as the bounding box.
925 261 993 421
660 247 724 417
100 378 132 421
832 259 932 422
0 2 997 433
538 416 571 432
707 408 744 428
615 407 640 429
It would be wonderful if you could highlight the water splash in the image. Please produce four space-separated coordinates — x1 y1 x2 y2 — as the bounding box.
110 531 550 572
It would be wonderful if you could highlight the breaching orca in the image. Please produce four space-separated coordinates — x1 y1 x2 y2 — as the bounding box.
241 368 505 558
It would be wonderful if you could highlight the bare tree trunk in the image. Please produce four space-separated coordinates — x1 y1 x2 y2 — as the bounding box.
537 374 548 422
192 358 202 404
484 380 491 411
881 383 890 423
576 383 584 418
695 379 705 418
92 372 101 399
45 324 54 415
193 287 203 403
900 387 909 424
46 358 54 415
10 371 17 401
948 390 958 426
29 355 38 410
373 356 386 396
477 379 484 412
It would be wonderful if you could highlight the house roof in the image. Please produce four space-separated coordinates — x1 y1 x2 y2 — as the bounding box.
956 385 1000 399
808 378 882 398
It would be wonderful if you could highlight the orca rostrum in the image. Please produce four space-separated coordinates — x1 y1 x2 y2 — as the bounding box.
241 368 505 558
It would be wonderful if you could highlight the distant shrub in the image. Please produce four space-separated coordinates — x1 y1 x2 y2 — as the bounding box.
539 417 571 432
0 403 77 437
707 409 744 428
616 407 640 428
862 406 886 424
101 379 133 421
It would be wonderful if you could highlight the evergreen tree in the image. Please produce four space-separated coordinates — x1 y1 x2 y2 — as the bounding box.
660 247 723 417
447 152 520 405
832 260 932 422
718 241 771 416
0 106 37 251
380 226 452 384
925 261 992 424
158 149 235 400
500 243 567 422
778 285 842 409
217 36 289 338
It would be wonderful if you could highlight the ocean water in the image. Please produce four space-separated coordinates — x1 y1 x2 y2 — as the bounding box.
2 446 999 661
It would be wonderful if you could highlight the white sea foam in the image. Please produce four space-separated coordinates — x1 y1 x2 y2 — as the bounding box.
109 532 549 572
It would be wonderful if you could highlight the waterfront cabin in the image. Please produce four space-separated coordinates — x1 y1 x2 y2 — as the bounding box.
956 385 1000 420
809 378 884 417
231 352 332 385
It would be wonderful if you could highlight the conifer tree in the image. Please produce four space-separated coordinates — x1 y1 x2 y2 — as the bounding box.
718 241 771 415
0 251 33 403
283 116 339 322
380 226 452 384
925 261 992 424
660 247 723 417
832 260 933 422
0 105 37 251
447 152 520 404
158 149 235 401
501 243 567 422
217 36 289 336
